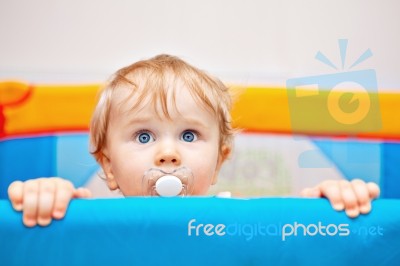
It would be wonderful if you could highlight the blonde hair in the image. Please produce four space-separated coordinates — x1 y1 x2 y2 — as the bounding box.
90 54 234 163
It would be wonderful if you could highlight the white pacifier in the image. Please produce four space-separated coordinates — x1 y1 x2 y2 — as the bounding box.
155 175 183 197
142 167 194 197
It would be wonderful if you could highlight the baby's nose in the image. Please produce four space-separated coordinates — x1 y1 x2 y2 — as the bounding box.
155 150 181 166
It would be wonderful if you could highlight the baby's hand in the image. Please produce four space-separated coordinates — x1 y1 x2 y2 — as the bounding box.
8 177 92 227
301 179 380 218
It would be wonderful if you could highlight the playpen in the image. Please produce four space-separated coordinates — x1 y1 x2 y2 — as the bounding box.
0 80 399 265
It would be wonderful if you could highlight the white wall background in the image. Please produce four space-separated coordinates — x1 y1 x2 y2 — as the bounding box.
0 0 399 89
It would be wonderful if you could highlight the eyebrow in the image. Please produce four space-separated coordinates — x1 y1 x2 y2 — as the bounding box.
126 115 211 129
180 117 211 129
126 115 154 126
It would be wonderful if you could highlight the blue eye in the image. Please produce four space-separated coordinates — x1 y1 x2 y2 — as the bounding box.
181 131 198 142
136 132 154 144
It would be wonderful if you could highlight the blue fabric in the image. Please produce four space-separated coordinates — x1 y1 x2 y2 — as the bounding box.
0 134 98 199
382 142 400 198
313 139 400 198
313 139 381 184
0 198 399 266
0 137 56 198
55 134 99 186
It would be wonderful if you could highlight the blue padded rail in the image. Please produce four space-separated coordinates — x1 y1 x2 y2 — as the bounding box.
1 198 399 266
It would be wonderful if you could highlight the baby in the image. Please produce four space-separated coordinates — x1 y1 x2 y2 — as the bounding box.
8 54 380 227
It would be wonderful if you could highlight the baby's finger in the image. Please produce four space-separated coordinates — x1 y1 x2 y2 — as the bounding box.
8 181 24 211
52 179 74 220
37 179 56 226
351 179 371 214
367 182 380 199
73 187 92 198
318 181 344 211
340 180 359 218
300 187 322 198
22 180 40 227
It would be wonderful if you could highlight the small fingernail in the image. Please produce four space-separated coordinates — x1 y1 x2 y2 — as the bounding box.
333 203 344 211
346 209 360 218
360 204 371 214
53 210 64 219
13 203 22 211
38 217 51 227
24 218 37 227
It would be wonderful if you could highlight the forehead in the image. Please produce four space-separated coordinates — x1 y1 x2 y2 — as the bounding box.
109 80 216 122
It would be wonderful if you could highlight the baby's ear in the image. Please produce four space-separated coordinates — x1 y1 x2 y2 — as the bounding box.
212 145 232 185
99 151 119 191
218 145 232 165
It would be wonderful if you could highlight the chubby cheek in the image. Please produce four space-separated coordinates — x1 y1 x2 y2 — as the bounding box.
191 180 213 195
116 174 143 196
110 152 149 196
189 158 219 196
114 166 144 196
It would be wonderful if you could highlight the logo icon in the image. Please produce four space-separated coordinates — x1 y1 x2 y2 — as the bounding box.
286 39 381 134
286 39 382 169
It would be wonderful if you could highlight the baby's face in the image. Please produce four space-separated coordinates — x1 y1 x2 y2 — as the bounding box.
101 85 226 196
